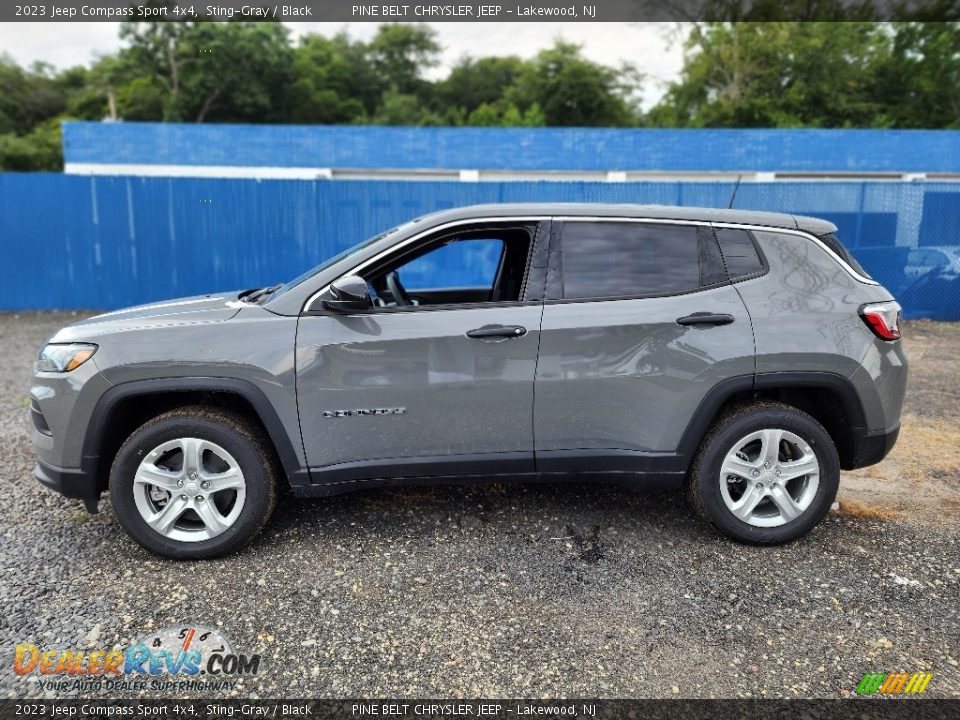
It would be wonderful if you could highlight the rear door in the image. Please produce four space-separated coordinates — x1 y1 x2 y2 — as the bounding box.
533 219 755 473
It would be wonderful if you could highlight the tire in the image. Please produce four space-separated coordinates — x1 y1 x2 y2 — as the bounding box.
688 401 840 545
109 406 278 559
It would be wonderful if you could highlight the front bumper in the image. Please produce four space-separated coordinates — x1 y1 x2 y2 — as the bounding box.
849 422 900 470
33 458 100 513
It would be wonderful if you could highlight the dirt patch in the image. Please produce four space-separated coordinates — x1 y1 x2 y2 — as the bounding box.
899 319 960 422
832 498 900 521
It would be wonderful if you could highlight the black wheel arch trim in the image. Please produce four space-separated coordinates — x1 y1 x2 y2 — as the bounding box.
752 371 868 428
82 377 306 487
675 375 754 461
34 459 102 514
675 370 870 462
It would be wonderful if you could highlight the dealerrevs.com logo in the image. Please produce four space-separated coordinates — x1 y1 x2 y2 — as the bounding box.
856 672 934 696
13 624 261 693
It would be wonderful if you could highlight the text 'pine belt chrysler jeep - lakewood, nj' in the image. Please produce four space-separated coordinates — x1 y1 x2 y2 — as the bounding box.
30 204 907 559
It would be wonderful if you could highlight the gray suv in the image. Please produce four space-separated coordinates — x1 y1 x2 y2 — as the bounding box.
30 204 907 558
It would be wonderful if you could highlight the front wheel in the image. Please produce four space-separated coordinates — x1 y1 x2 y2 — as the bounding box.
109 407 278 559
688 402 840 545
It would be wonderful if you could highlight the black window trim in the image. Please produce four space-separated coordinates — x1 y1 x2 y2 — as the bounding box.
712 225 770 284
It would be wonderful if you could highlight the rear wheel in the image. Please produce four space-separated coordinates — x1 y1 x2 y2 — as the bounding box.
688 402 840 544
110 407 278 559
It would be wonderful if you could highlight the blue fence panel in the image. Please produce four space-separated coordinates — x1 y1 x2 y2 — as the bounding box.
1 174 958 319
63 122 960 174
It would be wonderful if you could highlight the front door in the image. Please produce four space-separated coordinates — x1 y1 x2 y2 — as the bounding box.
296 220 546 484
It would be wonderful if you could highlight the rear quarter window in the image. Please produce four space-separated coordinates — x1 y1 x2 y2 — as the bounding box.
818 232 872 279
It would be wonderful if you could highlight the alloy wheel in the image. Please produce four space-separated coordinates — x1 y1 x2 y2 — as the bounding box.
718 428 820 528
132 437 247 542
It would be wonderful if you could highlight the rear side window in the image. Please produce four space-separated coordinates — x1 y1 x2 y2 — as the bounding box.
560 222 714 300
715 228 765 279
818 232 872 279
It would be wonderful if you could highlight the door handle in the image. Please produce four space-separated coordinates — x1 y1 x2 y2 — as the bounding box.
466 325 527 339
676 313 735 326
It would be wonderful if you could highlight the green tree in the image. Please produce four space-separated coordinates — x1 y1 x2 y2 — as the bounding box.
367 24 441 96
118 8 200 121
119 16 294 122
647 22 893 127
182 21 294 122
504 102 546 126
0 118 62 171
466 100 545 126
0 58 69 170
0 57 67 135
648 21 960 128
289 33 381 123
507 42 642 126
439 56 525 114
370 87 445 125
88 53 167 121
875 22 960 128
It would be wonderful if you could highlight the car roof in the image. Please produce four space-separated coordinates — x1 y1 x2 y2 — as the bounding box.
412 203 837 236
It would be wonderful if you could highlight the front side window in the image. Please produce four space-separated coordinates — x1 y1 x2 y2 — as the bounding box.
362 225 533 308
559 222 710 300
396 238 504 290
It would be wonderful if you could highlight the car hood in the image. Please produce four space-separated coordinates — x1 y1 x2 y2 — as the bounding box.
49 292 244 342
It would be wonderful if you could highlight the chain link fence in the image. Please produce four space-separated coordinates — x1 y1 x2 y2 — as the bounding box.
1 174 957 318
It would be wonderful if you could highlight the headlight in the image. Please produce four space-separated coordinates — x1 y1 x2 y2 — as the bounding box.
37 343 98 373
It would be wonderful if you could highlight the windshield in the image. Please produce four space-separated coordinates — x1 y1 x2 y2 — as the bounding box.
266 222 411 302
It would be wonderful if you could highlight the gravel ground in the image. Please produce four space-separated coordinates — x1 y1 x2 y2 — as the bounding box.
1 312 958 699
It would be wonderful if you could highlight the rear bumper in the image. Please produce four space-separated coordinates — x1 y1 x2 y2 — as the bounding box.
33 459 100 513
849 423 900 470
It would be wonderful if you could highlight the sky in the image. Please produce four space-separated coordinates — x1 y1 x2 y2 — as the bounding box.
0 22 687 110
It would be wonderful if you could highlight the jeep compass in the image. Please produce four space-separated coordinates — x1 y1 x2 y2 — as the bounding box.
30 204 907 558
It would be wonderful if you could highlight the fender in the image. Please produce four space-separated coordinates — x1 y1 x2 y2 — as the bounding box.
81 377 308 487
674 371 869 461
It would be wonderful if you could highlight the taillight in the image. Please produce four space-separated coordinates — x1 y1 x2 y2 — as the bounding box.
860 301 901 341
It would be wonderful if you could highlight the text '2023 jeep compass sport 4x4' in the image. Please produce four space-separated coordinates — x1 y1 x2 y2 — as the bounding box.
30 204 907 559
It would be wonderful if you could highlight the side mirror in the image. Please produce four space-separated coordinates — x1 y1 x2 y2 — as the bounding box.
323 275 372 313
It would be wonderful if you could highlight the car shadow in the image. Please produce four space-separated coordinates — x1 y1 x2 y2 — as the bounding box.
257 478 711 550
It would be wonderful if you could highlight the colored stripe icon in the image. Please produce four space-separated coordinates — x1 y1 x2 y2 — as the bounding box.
856 672 933 695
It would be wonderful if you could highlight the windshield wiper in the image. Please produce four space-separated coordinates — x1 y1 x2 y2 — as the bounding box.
242 284 283 304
